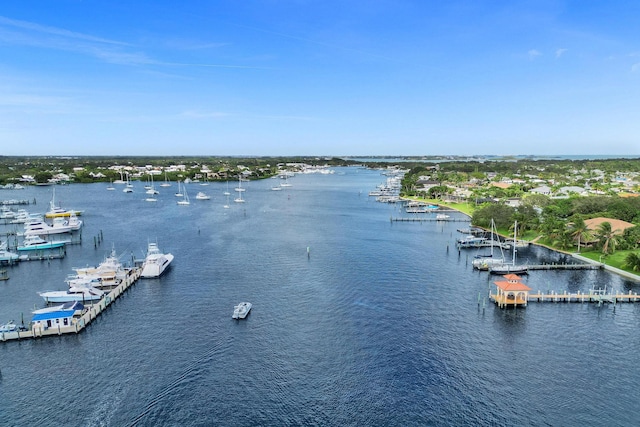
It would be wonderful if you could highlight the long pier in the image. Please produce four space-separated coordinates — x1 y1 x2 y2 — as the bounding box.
392 216 470 222
488 290 640 308
527 290 640 303
526 263 603 271
0 267 142 342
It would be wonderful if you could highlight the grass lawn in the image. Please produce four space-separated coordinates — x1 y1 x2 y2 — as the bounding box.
577 249 640 273
405 196 474 216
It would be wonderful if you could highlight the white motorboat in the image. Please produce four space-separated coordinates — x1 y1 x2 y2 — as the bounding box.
195 191 210 200
140 242 174 278
232 302 252 319
24 217 72 236
0 320 26 333
39 285 105 303
65 212 83 231
0 242 19 262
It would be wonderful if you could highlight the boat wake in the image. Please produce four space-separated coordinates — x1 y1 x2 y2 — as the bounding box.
127 342 226 426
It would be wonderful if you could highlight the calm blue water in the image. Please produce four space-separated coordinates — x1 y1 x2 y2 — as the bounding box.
1 167 640 426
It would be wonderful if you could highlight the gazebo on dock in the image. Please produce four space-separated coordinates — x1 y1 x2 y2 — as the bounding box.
492 274 531 308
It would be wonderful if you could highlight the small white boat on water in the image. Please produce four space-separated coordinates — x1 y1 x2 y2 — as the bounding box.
39 285 105 303
140 242 174 278
232 302 252 319
195 191 210 200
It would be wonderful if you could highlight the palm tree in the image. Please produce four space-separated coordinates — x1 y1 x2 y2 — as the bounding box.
595 221 618 255
624 253 640 272
569 218 592 252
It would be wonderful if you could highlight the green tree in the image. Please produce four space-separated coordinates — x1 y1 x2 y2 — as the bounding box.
569 217 592 253
595 221 619 255
624 253 640 272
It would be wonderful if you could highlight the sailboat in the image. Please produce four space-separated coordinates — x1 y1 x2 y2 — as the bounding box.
145 175 159 195
472 219 505 270
223 181 231 196
160 171 171 187
489 220 528 275
234 186 245 203
123 173 133 193
223 193 230 209
235 177 245 192
174 181 184 197
177 183 190 205
280 173 292 188
106 180 115 191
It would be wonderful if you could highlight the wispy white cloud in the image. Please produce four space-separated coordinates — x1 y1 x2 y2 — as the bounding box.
0 15 128 46
555 48 567 58
528 49 542 60
0 15 262 69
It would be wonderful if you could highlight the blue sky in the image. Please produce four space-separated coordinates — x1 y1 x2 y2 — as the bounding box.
1 1 639 156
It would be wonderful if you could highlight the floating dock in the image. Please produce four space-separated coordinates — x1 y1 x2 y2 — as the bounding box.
0 267 141 342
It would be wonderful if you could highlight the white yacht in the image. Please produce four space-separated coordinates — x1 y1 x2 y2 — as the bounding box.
232 302 252 319
140 242 174 278
195 191 210 200
39 285 104 303
24 217 72 236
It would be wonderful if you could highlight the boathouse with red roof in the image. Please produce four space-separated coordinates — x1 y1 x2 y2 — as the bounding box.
492 274 531 308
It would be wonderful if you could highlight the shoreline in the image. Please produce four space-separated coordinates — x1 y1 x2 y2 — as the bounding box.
406 196 640 282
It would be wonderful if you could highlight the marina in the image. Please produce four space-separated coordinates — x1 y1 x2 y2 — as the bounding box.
1 267 140 341
1 168 640 426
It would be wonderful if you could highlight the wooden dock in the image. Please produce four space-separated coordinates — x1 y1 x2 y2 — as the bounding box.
0 267 142 342
489 290 640 306
392 216 470 222
526 263 603 271
527 290 640 303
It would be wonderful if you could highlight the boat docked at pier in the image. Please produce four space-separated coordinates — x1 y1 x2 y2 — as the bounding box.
72 248 127 288
23 217 72 236
45 188 83 218
140 242 174 278
17 235 66 251
0 243 19 263
488 220 528 275
232 302 252 319
39 285 105 303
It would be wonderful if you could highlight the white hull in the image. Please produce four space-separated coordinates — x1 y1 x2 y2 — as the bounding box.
140 243 174 278
39 287 104 303
232 302 252 319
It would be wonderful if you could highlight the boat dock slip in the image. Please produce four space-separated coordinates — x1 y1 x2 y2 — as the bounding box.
0 267 141 342
391 217 470 222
